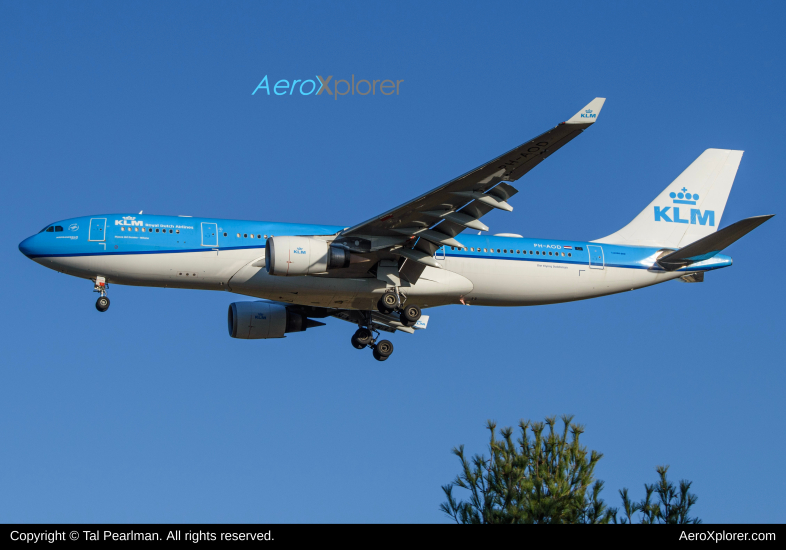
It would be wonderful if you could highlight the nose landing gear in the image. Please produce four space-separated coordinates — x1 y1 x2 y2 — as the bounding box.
94 276 110 312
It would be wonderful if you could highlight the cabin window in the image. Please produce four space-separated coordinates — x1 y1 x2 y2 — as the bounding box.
496 249 500 253
236 233 240 237
561 252 564 256
568 253 572 257
483 248 487 252
244 233 247 238
223 232 227 236
264 235 268 239
549 251 552 256
257 235 261 239
250 234 254 238
176 230 180 234
155 229 159 233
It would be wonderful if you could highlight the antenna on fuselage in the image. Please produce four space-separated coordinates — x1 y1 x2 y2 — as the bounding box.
139 210 143 215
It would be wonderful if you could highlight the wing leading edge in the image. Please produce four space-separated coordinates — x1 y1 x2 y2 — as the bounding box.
339 97 606 249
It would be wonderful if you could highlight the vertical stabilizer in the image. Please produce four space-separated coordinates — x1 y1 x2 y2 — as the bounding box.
594 149 743 248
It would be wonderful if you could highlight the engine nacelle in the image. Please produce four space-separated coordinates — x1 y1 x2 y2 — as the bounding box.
227 301 323 339
265 236 350 276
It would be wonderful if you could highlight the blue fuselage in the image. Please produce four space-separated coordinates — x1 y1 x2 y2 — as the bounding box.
19 213 733 309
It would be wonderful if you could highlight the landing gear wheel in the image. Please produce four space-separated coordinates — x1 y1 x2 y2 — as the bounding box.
373 339 394 361
400 305 421 326
377 296 395 315
96 296 110 312
351 328 373 349
378 292 398 314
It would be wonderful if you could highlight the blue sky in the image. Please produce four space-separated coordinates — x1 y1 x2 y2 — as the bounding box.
1 1 784 523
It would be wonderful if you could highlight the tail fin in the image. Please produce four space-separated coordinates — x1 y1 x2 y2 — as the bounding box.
594 149 743 248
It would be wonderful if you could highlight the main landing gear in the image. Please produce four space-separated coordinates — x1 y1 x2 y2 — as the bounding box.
351 326 394 362
94 276 110 312
350 291 422 361
376 290 422 326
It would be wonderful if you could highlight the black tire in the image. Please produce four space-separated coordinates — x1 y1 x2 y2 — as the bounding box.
402 304 421 323
375 339 394 357
377 298 394 315
96 296 110 312
382 293 398 308
351 328 372 349
372 348 389 362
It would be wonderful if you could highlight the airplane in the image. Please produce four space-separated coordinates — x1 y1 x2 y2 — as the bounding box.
18 98 773 361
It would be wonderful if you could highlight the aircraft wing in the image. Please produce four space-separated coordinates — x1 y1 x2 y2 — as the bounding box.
339 98 606 250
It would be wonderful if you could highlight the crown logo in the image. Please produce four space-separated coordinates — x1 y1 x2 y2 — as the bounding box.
669 187 699 205
585 109 593 114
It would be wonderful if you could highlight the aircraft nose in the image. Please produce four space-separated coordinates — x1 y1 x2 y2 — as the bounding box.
18 235 40 259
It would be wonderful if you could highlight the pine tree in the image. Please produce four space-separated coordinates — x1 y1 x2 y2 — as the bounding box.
613 466 701 524
440 416 613 524
441 417 700 524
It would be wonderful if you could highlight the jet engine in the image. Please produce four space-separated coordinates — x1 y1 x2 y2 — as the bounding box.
265 236 350 276
227 301 324 339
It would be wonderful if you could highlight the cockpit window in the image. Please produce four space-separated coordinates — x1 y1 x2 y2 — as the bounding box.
54 226 63 232
46 226 54 232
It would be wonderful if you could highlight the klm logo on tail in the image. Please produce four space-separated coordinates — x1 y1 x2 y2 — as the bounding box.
654 187 714 226
580 109 596 119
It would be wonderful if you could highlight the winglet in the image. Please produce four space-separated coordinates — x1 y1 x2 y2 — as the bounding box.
566 97 606 124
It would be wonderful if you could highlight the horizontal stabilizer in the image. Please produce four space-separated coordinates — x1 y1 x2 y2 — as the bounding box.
657 215 773 271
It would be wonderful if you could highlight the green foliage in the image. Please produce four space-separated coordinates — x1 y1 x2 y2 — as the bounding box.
613 466 701 524
440 415 613 523
441 417 700 524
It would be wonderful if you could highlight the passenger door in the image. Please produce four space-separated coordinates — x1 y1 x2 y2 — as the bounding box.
587 245 604 270
88 218 106 241
201 222 218 248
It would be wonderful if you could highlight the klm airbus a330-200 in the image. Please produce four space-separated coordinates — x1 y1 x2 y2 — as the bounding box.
19 99 773 361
